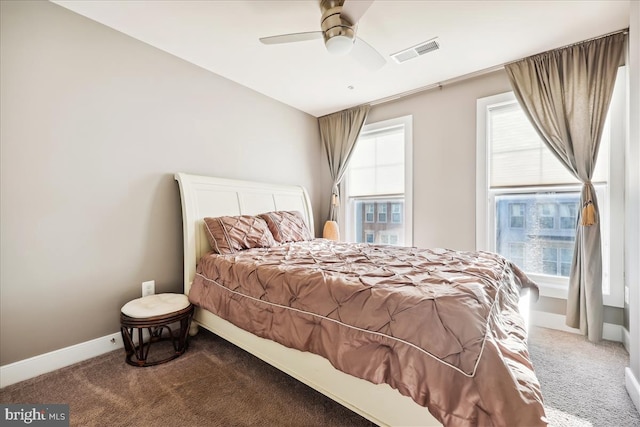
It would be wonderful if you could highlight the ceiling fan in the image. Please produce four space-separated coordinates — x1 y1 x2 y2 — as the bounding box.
259 0 386 70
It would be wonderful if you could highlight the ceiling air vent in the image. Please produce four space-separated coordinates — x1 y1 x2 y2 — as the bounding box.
390 38 440 64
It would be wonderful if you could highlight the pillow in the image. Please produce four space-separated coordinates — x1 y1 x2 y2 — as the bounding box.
203 215 276 254
259 211 312 243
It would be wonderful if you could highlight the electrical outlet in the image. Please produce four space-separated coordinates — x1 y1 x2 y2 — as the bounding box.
142 280 155 297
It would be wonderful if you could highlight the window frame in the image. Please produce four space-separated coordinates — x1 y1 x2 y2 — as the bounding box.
476 81 625 308
344 115 413 246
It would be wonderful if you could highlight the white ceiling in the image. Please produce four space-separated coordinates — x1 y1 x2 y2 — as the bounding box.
52 0 630 117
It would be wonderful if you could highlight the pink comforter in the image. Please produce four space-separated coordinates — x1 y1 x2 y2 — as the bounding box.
189 240 546 426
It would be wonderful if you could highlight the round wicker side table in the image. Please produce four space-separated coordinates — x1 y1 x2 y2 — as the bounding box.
120 293 194 367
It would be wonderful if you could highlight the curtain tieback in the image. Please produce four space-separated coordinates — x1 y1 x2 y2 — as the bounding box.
331 183 340 207
581 183 596 226
581 200 596 226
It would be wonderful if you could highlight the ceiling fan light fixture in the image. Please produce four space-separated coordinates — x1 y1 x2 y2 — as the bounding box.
326 34 354 55
258 0 384 69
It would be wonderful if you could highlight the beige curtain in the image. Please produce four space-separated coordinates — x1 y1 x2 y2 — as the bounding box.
505 32 626 342
318 104 370 221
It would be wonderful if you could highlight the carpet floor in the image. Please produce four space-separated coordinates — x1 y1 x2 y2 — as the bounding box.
1 326 638 426
527 326 639 427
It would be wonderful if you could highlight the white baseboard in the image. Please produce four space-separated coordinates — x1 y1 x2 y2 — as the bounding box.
0 332 123 388
626 367 640 415
530 310 623 342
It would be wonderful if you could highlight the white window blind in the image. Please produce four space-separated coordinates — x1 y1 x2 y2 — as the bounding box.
488 102 609 188
348 125 405 197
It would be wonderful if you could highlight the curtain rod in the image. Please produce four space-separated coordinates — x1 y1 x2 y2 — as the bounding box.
541 28 628 54
370 28 629 107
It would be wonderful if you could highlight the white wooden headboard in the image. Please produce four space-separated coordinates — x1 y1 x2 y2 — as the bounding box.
174 173 314 294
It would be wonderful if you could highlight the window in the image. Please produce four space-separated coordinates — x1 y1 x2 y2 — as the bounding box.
365 204 374 223
509 203 525 228
345 116 413 246
559 202 578 229
476 67 626 307
560 248 573 277
537 203 556 229
543 247 559 275
378 204 387 223
391 204 402 223
496 193 579 278
540 247 574 277
378 232 400 245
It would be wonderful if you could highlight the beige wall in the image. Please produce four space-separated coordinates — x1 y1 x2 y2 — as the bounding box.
0 1 325 365
367 70 511 251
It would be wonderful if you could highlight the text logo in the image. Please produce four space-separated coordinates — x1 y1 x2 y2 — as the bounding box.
1 405 69 426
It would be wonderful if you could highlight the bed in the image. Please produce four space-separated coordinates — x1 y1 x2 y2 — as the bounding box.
175 172 546 427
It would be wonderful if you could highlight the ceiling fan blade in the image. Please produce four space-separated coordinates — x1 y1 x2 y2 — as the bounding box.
352 36 385 70
259 31 323 45
341 0 374 24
